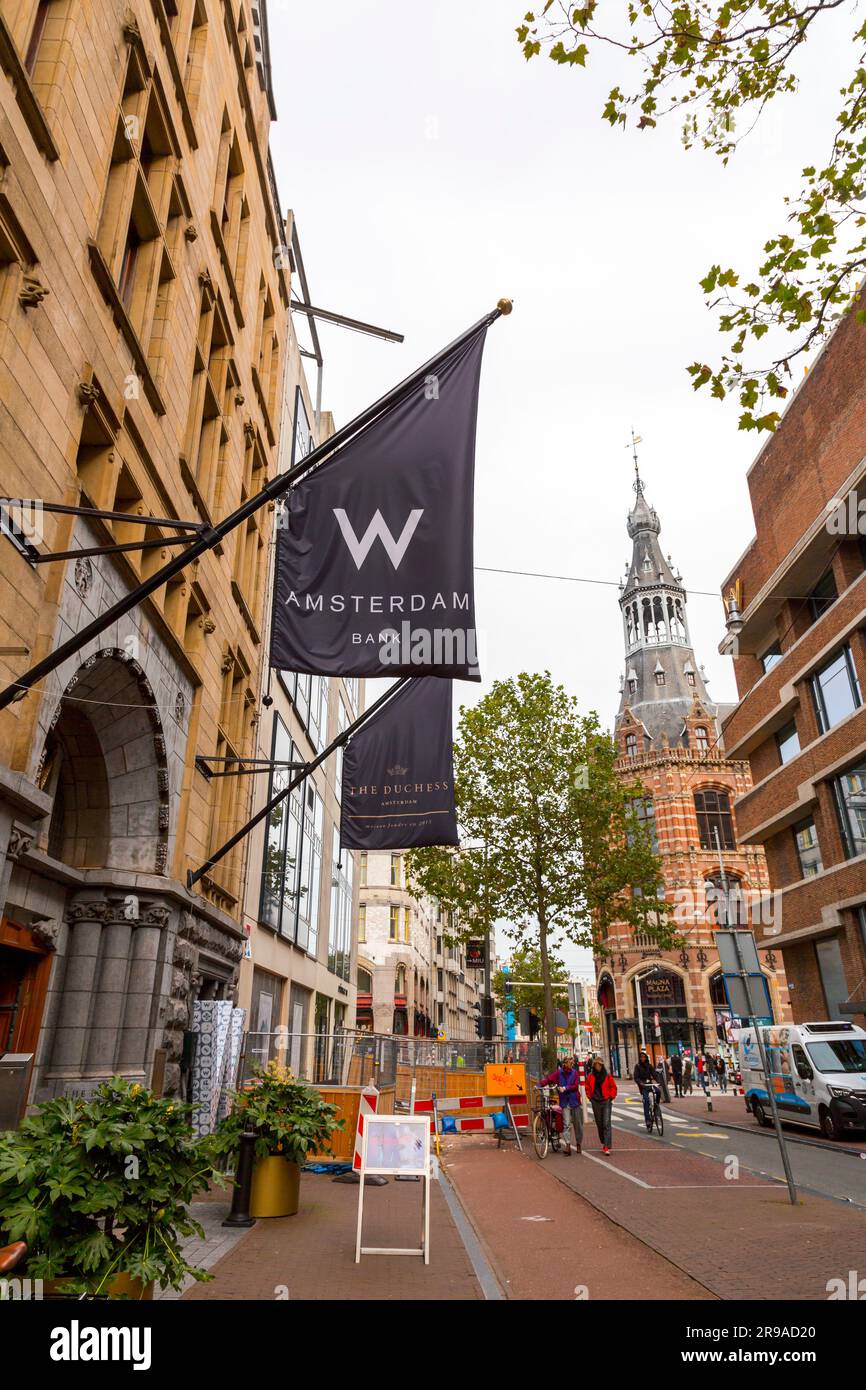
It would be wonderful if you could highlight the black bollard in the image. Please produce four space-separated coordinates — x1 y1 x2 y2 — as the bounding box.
222 1129 257 1227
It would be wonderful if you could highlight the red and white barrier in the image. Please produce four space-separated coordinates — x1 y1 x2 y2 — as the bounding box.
412 1093 530 1134
352 1086 380 1171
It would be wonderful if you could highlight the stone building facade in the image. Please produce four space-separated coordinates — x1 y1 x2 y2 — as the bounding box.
355 849 482 1041
720 305 866 1025
595 473 791 1076
0 0 290 1105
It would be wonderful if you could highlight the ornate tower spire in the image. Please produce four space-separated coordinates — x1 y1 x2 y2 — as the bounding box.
616 459 720 752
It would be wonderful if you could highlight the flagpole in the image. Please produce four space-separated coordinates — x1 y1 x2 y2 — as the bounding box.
0 302 511 712
186 675 412 891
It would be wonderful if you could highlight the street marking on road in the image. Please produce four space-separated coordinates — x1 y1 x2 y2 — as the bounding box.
520 1215 553 1222
579 1151 653 1188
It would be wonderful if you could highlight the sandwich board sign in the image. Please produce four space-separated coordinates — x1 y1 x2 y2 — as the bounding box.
355 1113 431 1265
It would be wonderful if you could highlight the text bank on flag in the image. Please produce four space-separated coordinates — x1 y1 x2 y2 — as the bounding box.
270 327 487 679
340 678 458 850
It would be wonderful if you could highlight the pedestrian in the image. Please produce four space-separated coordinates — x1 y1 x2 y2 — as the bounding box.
717 1055 728 1093
538 1054 583 1155
585 1055 617 1155
697 1052 710 1094
683 1055 694 1094
655 1056 671 1104
670 1051 683 1098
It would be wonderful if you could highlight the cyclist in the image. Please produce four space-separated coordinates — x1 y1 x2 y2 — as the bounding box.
633 1048 660 1129
538 1055 583 1155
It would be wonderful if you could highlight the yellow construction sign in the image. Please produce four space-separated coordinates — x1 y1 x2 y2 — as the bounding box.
484 1062 527 1097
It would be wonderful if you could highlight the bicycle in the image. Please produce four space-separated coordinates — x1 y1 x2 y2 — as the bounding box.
639 1082 664 1137
531 1083 563 1159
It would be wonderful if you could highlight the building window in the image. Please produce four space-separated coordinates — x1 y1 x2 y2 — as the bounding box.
686 672 696 687
628 678 637 693
390 906 399 941
404 908 411 943
832 762 866 860
395 964 406 994
694 726 709 752
808 569 838 623
693 789 735 851
655 670 665 686
289 384 311 469
793 817 823 879
357 904 366 942
625 733 638 758
328 836 353 982
390 853 402 887
776 720 800 766
811 646 862 734
260 715 301 933
761 641 782 674
357 966 372 994
24 0 52 75
358 851 367 886
705 873 746 927
630 796 659 854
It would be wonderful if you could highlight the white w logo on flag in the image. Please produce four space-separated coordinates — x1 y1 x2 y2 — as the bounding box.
333 508 424 570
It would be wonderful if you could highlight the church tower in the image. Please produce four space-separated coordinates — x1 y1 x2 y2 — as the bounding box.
594 461 790 1077
616 464 723 756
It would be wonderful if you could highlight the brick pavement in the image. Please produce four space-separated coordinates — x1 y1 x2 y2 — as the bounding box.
441 1138 715 1301
182 1171 485 1300
533 1119 866 1300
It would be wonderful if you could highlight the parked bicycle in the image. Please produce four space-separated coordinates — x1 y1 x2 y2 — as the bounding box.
531 1082 563 1159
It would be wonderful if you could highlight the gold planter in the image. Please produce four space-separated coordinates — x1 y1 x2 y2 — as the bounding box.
250 1155 301 1218
44 1273 154 1300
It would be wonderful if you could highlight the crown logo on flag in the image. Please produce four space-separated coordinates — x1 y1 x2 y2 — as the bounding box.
387 764 408 776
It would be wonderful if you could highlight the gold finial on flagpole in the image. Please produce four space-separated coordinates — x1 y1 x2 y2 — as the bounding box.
496 298 513 315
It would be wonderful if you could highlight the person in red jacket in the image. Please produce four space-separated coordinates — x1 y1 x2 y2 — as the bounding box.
584 1055 617 1154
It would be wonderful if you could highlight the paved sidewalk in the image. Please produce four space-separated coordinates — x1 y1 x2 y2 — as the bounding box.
182 1171 485 1300
539 1118 866 1299
442 1138 715 1301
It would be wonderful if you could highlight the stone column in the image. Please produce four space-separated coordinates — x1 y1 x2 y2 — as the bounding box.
50 901 107 1079
85 901 134 1073
116 906 170 1074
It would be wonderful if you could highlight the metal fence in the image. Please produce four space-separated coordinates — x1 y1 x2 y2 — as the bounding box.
236 1029 542 1100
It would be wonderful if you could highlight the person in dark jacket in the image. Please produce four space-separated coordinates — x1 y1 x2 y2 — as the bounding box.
670 1051 684 1098
633 1049 660 1128
538 1056 583 1154
585 1056 617 1154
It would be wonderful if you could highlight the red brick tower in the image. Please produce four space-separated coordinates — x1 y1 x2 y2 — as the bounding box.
595 466 791 1076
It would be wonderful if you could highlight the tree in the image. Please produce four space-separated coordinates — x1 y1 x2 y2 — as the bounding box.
492 943 570 1036
516 1 866 430
407 672 679 1056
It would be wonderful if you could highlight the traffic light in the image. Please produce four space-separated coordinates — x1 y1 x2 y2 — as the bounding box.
528 1010 541 1040
481 994 495 1041
472 1001 483 1039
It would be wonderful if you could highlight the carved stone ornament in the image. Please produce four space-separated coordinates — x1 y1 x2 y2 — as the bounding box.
74 556 93 597
175 691 185 723
77 380 101 409
30 918 60 952
6 823 35 862
184 223 199 242
19 275 49 310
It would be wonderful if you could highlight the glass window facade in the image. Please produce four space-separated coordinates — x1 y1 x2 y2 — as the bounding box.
811 646 862 735
327 836 353 982
832 761 866 860
793 817 823 879
694 789 735 850
776 720 800 765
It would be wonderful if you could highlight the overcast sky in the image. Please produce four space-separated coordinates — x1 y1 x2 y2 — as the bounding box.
267 1 853 975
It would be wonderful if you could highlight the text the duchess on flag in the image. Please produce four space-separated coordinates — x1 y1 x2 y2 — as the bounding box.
340 679 458 850
270 328 487 680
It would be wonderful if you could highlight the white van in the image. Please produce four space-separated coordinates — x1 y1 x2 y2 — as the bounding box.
737 1021 866 1141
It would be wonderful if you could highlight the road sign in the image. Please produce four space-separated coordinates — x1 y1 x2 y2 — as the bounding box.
466 940 485 969
484 1062 527 1097
436 1027 447 1042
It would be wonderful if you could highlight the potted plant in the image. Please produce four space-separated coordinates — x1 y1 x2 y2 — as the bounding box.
0 1078 216 1299
210 1060 341 1218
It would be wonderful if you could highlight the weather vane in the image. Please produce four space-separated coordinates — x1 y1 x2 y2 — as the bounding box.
626 429 642 489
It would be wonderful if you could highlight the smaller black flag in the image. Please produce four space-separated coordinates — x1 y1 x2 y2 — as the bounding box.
340 679 458 850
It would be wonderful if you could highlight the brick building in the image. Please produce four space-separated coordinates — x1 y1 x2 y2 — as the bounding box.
720 306 866 1025
0 0 290 1104
596 471 790 1076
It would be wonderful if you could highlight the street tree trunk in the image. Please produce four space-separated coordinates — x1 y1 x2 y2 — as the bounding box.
537 906 556 1063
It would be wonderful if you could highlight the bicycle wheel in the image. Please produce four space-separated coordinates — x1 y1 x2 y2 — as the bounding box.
654 1101 664 1137
532 1110 549 1159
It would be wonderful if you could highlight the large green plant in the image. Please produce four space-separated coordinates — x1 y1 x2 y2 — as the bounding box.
209 1061 342 1166
0 1078 215 1296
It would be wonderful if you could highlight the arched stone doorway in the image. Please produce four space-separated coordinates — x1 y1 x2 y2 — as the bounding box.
37 649 170 874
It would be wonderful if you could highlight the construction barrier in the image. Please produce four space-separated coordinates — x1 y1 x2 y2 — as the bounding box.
352 1086 382 1172
307 1084 394 1164
412 1092 531 1143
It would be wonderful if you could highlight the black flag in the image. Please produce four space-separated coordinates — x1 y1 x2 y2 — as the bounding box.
270 328 487 680
340 679 459 850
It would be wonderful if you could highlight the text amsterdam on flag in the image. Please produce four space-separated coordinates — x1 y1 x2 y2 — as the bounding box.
270 328 487 680
340 679 459 850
